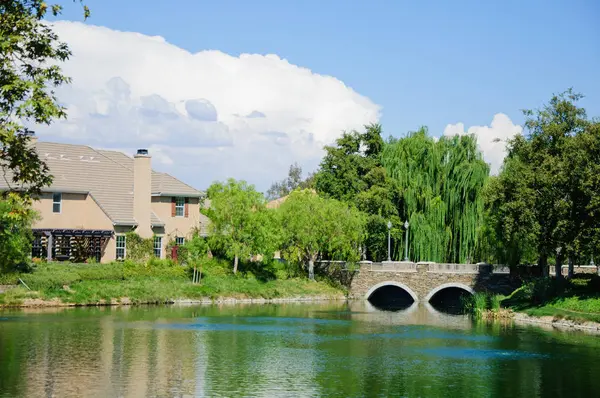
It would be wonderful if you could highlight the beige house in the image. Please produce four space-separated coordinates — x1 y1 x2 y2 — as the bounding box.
0 140 209 263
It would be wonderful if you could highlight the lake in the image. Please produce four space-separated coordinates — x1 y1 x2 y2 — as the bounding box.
1 301 599 397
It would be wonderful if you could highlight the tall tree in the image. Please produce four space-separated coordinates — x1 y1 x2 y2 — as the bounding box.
382 128 489 263
202 179 278 274
0 1 89 199
314 123 400 261
266 162 313 200
489 89 598 274
278 190 366 279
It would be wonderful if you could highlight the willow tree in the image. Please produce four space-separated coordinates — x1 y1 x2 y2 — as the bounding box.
382 128 489 263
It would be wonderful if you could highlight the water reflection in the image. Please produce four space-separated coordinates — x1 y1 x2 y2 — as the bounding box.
1 303 600 397
367 284 415 311
428 287 472 315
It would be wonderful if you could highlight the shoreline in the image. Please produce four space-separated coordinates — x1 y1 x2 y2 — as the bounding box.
512 311 600 334
0 294 347 309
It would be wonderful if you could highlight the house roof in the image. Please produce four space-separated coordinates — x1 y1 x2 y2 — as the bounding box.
0 141 203 225
266 195 289 209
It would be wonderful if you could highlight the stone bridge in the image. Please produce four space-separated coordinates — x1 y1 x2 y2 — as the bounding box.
347 261 519 302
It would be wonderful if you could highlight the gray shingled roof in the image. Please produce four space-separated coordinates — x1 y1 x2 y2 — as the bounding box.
0 141 203 225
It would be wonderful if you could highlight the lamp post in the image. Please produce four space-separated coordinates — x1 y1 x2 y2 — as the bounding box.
386 221 392 262
404 221 410 261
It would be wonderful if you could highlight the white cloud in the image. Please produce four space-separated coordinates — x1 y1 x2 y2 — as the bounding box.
37 21 381 191
443 113 522 174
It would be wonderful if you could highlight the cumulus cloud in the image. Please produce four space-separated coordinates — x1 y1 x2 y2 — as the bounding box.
443 114 522 174
34 21 380 191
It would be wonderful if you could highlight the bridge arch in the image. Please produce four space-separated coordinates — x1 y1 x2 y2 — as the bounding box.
424 283 474 302
365 281 419 303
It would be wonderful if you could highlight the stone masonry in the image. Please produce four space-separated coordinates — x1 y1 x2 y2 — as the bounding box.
348 261 518 302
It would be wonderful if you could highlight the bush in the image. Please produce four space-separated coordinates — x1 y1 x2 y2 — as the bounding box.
123 259 187 279
0 194 38 273
125 232 154 262
520 278 568 304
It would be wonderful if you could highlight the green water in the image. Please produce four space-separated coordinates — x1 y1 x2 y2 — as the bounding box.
1 302 599 397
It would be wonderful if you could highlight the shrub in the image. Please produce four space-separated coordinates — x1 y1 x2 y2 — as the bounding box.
125 232 154 262
0 193 38 273
123 259 187 279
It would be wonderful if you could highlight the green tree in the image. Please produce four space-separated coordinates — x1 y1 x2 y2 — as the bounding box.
382 128 489 263
182 235 210 283
278 189 366 279
202 179 279 274
0 192 38 272
489 90 599 275
0 1 88 199
314 123 400 261
266 162 314 200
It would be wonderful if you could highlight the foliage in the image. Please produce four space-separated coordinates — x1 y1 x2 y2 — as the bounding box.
0 192 38 272
487 90 600 267
266 162 314 200
202 179 281 273
502 274 600 323
0 259 343 305
124 232 154 262
277 189 366 279
382 128 489 263
314 123 401 260
0 1 88 198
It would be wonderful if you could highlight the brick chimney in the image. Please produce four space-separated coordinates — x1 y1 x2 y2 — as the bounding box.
133 149 152 238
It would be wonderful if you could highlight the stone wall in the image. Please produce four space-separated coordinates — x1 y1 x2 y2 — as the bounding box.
348 262 519 301
549 265 599 276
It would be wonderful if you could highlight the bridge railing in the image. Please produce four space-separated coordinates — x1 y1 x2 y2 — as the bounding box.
427 263 480 273
370 261 417 272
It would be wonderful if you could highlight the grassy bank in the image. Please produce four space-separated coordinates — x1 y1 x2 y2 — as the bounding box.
0 259 344 307
502 275 600 324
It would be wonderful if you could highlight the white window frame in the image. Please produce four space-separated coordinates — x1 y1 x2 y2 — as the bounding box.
175 236 185 246
116 235 126 260
52 192 62 213
175 197 185 217
153 236 162 258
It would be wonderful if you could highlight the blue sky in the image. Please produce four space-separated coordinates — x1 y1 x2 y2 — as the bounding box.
43 0 599 190
53 0 599 137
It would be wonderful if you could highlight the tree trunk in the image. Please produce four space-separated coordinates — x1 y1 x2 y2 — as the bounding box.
538 253 548 277
193 264 197 284
308 259 315 281
555 255 563 280
233 255 239 274
568 256 574 279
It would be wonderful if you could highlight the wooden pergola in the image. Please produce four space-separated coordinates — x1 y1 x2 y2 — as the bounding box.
32 229 114 262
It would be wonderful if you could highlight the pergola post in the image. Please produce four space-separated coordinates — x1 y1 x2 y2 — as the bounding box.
45 232 53 261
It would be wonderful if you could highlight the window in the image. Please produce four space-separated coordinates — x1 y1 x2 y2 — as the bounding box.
52 193 62 213
175 237 185 246
116 235 126 260
175 197 185 217
154 236 162 258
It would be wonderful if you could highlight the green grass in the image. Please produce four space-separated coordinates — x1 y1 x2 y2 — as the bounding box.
502 275 600 324
0 259 344 306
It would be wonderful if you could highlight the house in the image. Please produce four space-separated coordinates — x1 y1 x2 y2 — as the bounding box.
0 140 209 263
